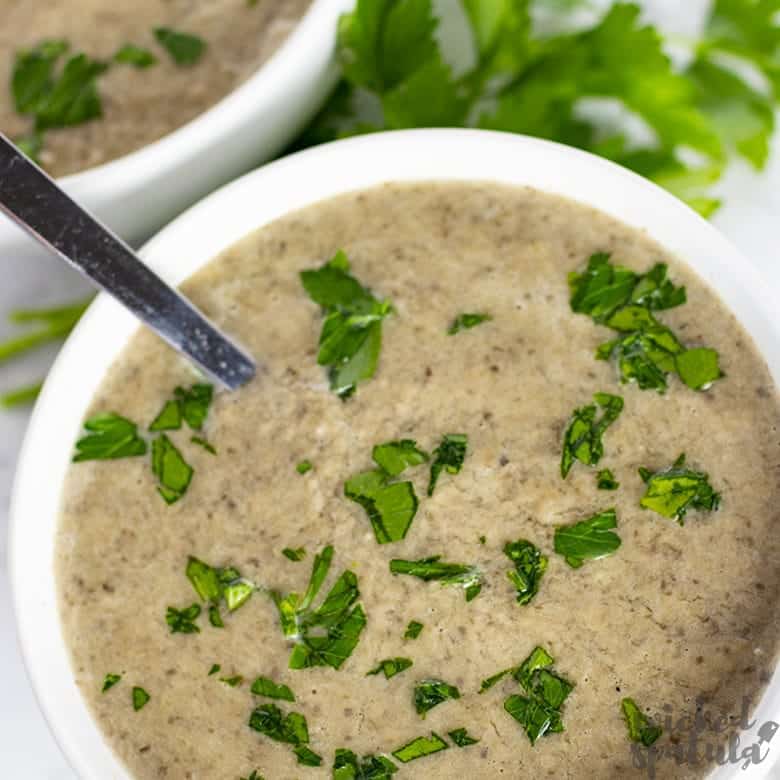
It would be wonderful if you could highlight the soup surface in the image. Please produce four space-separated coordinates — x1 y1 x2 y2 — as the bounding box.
56 183 780 779
0 0 311 176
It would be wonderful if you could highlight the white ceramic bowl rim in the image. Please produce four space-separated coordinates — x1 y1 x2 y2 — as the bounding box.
10 129 780 779
59 0 339 189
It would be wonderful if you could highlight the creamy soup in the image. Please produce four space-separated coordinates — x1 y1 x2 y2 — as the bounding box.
56 183 780 779
0 0 311 176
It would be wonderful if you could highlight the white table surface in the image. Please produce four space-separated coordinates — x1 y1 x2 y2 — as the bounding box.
1 4 779 776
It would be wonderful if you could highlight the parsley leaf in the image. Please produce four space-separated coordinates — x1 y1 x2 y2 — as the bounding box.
185 556 255 613
151 434 193 504
560 392 623 478
554 508 622 568
220 675 243 688
504 540 548 605
251 676 295 702
101 673 121 692
73 413 148 461
154 28 206 65
391 732 449 763
301 251 392 398
372 439 429 477
150 384 214 431
333 748 398 779
639 454 721 525
569 254 686 323
448 313 492 335
208 664 221 676
448 727 479 747
427 433 468 496
414 678 461 718
249 703 322 766
675 347 723 390
367 657 413 679
240 772 265 780
271 545 366 670
296 460 313 475
404 620 424 640
390 555 483 601
132 686 150 711
503 646 573 745
165 603 201 634
282 547 306 562
622 697 663 747
13 41 108 131
114 43 157 68
191 436 216 454
596 468 619 491
345 467 419 544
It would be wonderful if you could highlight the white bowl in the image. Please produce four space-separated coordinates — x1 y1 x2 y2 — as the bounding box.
9 129 780 779
1 0 353 248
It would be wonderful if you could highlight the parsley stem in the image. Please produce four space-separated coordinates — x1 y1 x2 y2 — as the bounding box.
1 382 42 408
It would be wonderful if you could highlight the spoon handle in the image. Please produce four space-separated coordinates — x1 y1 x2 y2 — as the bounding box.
0 134 255 390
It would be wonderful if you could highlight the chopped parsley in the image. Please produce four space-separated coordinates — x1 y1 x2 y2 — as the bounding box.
271 545 366 670
389 556 482 601
113 44 157 68
504 540 548 605
165 603 201 634
371 440 429 477
151 434 193 504
367 657 413 680
560 393 623 478
503 646 573 745
300 251 392 398
191 436 216 454
153 28 206 66
208 664 221 676
220 675 244 688
554 508 622 569
240 772 264 780
296 460 313 475
101 673 121 692
132 686 150 711
251 676 295 702
185 556 255 616
404 620 424 640
479 667 516 694
391 733 448 763
209 606 224 627
622 697 663 747
639 454 721 525
248 703 321 766
569 254 686 323
448 728 479 747
427 433 468 496
447 313 492 335
282 547 306 562
597 468 619 491
333 749 398 779
150 383 214 431
73 413 147 461
570 254 721 392
345 441 423 544
12 41 107 131
413 679 461 717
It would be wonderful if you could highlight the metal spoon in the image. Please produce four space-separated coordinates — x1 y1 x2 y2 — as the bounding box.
0 134 256 390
